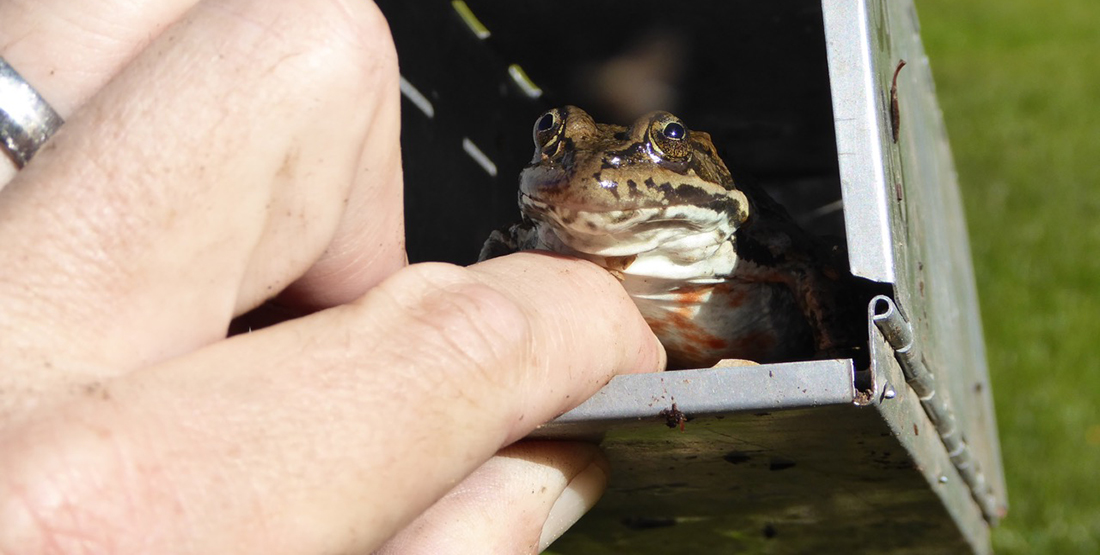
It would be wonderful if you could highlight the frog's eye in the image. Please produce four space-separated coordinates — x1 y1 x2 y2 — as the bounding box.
662 121 686 140
535 112 556 133
648 114 692 161
532 109 565 155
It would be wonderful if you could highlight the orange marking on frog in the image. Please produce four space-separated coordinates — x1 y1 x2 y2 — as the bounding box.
647 316 670 338
674 287 710 308
647 284 732 368
666 311 727 349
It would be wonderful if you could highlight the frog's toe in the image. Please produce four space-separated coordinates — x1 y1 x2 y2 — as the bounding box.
711 358 760 368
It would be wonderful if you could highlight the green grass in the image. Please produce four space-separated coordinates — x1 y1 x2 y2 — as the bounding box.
918 0 1100 552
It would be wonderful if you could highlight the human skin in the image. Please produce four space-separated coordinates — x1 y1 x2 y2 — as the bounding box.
0 0 666 553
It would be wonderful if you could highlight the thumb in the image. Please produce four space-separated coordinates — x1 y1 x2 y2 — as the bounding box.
374 442 608 554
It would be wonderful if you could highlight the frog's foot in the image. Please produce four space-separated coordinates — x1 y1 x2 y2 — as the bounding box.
711 358 760 368
479 223 539 262
478 229 518 261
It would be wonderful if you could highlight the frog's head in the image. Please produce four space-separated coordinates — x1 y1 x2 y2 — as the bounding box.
518 106 749 258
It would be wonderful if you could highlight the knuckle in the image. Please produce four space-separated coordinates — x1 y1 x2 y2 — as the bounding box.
217 0 399 99
367 263 534 388
283 0 399 91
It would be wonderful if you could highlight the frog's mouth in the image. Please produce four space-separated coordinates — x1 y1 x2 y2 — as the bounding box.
519 192 738 258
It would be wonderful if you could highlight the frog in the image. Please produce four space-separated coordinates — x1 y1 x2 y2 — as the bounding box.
481 106 869 369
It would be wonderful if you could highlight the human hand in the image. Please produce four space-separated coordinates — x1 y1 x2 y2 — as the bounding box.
0 1 665 553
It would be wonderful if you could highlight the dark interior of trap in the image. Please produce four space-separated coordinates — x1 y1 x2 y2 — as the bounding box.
378 0 862 361
379 0 842 262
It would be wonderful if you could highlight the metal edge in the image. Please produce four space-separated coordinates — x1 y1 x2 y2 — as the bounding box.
821 0 896 284
535 359 858 436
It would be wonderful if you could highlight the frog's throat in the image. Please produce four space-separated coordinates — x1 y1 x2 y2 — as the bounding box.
522 198 740 283
520 194 738 255
534 221 739 283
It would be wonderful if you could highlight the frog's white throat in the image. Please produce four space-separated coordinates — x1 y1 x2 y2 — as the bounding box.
526 200 741 283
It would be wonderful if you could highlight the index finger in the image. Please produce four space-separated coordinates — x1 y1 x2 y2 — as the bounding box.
0 253 665 554
0 0 199 182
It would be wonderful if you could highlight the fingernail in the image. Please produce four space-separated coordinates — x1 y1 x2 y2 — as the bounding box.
537 460 609 552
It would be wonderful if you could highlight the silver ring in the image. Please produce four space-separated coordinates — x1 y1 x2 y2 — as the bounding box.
0 57 64 168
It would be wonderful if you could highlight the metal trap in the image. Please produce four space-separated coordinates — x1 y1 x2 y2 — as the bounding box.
376 0 1007 552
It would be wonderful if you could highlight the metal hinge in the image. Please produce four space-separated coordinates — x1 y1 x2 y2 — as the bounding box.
871 295 1001 525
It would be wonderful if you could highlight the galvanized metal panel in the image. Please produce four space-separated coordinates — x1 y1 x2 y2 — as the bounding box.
820 0 1008 520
